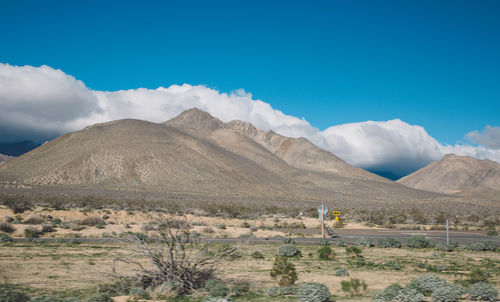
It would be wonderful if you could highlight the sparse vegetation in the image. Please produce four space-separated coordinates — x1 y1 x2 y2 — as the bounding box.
276 244 302 258
407 235 431 248
340 278 368 297
297 282 331 302
270 256 298 286
0 222 15 233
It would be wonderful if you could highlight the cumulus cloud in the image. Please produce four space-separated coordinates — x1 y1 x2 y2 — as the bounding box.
466 126 500 149
1 63 500 178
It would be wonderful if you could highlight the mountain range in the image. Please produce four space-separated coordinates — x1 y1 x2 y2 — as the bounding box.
0 108 444 204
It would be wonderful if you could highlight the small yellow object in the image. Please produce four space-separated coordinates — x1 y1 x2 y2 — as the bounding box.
333 211 340 216
335 216 339 221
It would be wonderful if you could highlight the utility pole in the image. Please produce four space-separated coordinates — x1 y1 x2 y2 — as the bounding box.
446 219 449 245
321 204 325 238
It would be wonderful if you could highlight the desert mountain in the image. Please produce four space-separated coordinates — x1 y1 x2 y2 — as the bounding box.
0 108 441 203
398 154 500 200
0 154 13 166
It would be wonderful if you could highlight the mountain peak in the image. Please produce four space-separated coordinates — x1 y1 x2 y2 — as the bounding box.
163 108 224 135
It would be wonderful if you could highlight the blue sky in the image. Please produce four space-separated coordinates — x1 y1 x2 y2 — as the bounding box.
1 1 500 177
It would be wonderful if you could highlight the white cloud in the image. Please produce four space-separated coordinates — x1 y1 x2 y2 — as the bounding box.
466 126 500 149
1 63 500 177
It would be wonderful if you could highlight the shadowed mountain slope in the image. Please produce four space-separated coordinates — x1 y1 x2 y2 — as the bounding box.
0 108 443 203
398 154 500 200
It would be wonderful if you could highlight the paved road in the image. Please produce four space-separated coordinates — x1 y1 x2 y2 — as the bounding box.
8 228 499 246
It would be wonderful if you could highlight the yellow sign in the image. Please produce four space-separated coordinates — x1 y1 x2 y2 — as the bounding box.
334 216 339 221
333 211 340 216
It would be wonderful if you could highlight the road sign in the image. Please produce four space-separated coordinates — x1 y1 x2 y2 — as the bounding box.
335 216 339 221
333 211 340 216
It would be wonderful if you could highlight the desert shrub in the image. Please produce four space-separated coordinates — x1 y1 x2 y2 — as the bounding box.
3 198 32 214
276 244 302 258
435 243 454 252
85 293 112 302
250 251 264 259
340 278 367 296
240 221 251 228
377 237 402 248
335 238 345 246
0 222 15 233
335 268 349 276
383 260 401 270
191 221 208 226
486 229 498 237
203 227 215 234
469 241 497 251
283 237 296 244
59 222 70 229
96 223 105 229
1 234 13 242
24 227 41 239
393 288 425 302
158 219 189 230
355 238 374 247
204 280 228 297
29 295 66 302
129 287 151 299
215 223 226 229
297 282 331 302
41 224 55 233
449 241 459 249
345 245 362 256
228 281 250 296
461 268 490 285
238 232 254 239
270 256 298 286
406 274 448 295
317 238 330 246
79 217 105 226
407 236 430 248
469 282 498 301
431 285 461 302
97 278 135 296
265 286 295 296
371 283 404 302
317 246 333 260
22 215 45 225
0 283 30 302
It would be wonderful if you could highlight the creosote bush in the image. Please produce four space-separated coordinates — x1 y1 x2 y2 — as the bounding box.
0 222 15 233
297 282 331 302
407 235 430 248
250 251 264 259
469 241 497 251
265 286 295 297
317 246 333 260
204 279 228 297
341 278 367 297
1 234 13 242
469 282 498 301
335 268 349 276
377 237 401 248
435 243 454 252
276 244 302 258
270 256 298 286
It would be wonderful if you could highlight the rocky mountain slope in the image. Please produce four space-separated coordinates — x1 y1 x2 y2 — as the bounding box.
0 108 442 203
398 154 500 200
0 154 13 166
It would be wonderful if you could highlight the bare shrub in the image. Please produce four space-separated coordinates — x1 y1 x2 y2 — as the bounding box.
79 216 106 226
0 222 15 233
113 222 234 295
22 215 45 225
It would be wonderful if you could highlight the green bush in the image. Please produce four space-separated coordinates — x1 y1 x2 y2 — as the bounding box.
24 227 41 239
469 282 498 301
270 256 298 286
340 278 367 297
229 281 250 297
406 274 448 295
407 236 430 248
297 282 331 302
435 243 454 252
377 237 401 248
469 241 497 251
317 238 330 246
129 287 151 299
371 283 404 301
486 229 498 237
29 295 65 302
250 251 264 259
204 280 228 297
1 233 13 242
383 260 401 270
355 238 374 247
265 286 295 296
0 283 30 302
317 246 333 260
276 244 302 258
85 293 112 302
215 223 226 230
461 268 490 285
335 268 349 276
345 245 362 256
0 222 15 233
431 285 460 302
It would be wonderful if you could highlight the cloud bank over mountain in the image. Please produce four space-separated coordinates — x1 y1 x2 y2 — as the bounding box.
1 63 499 177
